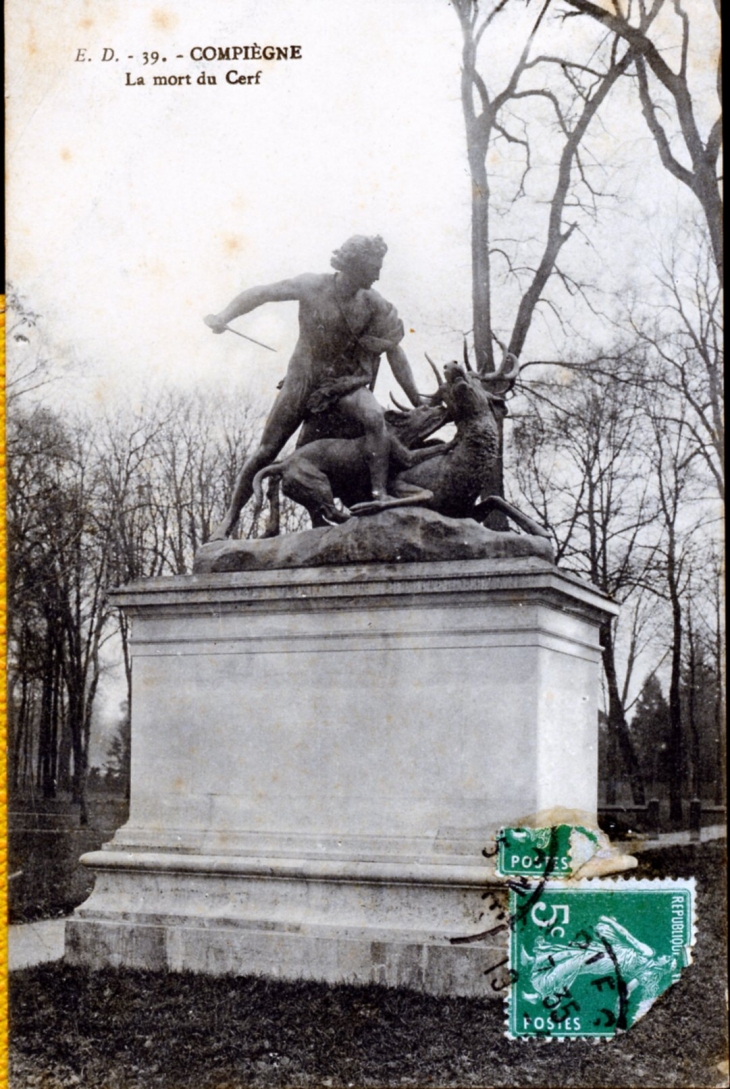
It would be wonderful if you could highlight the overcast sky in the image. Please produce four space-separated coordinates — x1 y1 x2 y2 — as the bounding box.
6 0 717 413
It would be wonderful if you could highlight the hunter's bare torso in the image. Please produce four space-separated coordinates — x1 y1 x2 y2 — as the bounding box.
285 273 389 388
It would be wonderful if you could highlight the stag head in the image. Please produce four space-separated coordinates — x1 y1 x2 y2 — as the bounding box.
432 344 520 423
387 346 519 431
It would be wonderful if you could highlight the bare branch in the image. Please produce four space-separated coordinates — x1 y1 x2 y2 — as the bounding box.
474 0 511 47
635 58 694 188
507 45 634 360
524 54 607 78
562 0 723 281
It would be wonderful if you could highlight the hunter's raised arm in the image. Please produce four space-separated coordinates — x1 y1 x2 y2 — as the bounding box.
204 275 311 333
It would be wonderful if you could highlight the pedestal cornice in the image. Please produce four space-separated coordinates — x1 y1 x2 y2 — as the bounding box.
110 556 618 626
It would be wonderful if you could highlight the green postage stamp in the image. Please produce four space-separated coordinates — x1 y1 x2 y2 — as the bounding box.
497 825 597 877
507 877 696 1039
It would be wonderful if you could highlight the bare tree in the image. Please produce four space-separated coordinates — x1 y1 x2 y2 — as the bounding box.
144 388 268 574
562 0 722 284
94 405 174 699
5 383 277 805
639 377 715 823
701 547 726 806
6 406 71 797
93 386 313 710
511 362 660 803
627 230 723 501
6 405 115 821
451 0 635 375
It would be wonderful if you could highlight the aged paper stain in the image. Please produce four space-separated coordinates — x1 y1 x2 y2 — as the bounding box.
151 8 178 32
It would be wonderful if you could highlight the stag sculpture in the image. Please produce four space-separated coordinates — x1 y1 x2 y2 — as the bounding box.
253 349 549 539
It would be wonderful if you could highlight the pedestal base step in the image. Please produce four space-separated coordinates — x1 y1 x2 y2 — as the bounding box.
65 917 506 997
64 849 508 998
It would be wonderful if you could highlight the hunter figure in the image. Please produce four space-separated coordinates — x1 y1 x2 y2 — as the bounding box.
204 235 430 540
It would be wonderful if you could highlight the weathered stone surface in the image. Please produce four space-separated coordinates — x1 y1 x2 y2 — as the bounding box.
194 506 554 573
68 559 619 994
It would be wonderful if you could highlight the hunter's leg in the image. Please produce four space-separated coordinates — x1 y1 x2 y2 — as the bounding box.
210 381 305 540
338 388 393 501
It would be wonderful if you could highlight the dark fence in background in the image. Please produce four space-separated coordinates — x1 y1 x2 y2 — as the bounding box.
598 798 726 839
8 792 130 923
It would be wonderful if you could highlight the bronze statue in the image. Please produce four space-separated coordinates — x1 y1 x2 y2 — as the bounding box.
204 235 433 540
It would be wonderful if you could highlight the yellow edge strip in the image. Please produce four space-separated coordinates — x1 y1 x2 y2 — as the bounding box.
1 294 8 1087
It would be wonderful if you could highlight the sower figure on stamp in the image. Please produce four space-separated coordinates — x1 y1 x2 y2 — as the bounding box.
204 235 432 540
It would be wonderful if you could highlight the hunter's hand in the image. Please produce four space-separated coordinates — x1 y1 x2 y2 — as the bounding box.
204 314 227 334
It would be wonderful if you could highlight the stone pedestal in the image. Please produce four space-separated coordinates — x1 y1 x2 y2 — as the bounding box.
66 556 618 995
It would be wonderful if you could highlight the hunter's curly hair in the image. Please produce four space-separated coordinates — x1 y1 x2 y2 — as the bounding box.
330 235 388 272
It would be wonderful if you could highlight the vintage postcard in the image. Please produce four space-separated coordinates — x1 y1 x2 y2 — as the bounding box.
3 1 725 1086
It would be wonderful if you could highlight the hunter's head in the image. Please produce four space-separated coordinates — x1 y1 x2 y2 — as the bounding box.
331 235 388 289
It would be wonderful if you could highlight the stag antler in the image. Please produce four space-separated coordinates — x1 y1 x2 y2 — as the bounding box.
390 393 412 412
463 339 474 373
480 351 519 394
422 352 451 405
424 353 448 401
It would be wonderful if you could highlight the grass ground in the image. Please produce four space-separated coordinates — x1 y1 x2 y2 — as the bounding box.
8 841 727 1088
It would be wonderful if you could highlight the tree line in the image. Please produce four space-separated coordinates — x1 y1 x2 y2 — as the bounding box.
5 292 307 818
508 264 724 817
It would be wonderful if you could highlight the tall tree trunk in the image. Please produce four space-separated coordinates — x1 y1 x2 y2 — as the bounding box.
71 724 89 826
49 649 62 791
23 692 35 792
601 620 646 805
715 681 725 807
454 0 495 376
57 688 72 793
686 618 700 799
714 584 725 806
12 671 29 791
605 712 618 805
39 627 56 799
67 684 89 825
468 149 494 375
457 13 505 514
667 550 684 824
